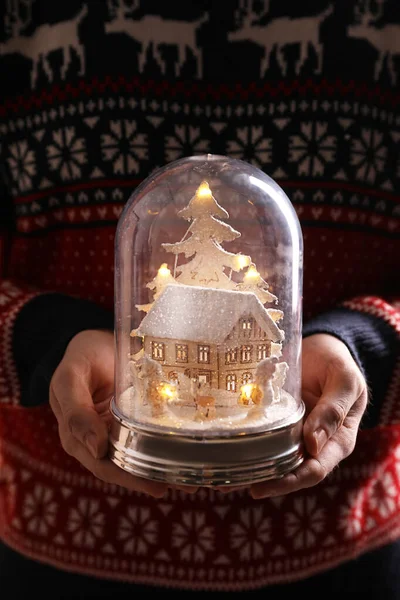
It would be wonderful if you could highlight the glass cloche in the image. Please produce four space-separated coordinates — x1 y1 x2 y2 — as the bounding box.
109 154 305 486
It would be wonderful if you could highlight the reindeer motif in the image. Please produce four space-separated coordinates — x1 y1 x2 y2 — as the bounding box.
105 0 207 76
194 395 216 421
191 377 216 421
347 0 400 85
228 0 333 76
0 0 87 87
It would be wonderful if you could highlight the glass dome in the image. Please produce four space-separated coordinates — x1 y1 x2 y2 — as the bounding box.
110 154 305 486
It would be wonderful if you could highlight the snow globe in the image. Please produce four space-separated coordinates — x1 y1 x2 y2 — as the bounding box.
109 154 305 486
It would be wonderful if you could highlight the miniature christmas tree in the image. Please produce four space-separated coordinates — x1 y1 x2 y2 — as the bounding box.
266 308 284 323
236 264 278 305
162 181 251 290
136 263 176 313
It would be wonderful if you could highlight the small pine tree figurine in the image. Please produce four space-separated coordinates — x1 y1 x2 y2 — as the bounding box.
162 181 251 290
136 263 176 313
236 264 278 305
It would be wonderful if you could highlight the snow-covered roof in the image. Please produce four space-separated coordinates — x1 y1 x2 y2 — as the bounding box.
136 284 284 344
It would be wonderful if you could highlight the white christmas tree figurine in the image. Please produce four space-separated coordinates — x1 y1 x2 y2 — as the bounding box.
136 263 176 313
162 181 251 290
236 264 278 305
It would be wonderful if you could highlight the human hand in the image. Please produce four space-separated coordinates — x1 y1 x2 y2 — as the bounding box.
250 333 368 499
49 329 168 498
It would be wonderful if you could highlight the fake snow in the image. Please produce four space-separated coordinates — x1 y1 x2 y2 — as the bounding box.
136 283 283 344
117 386 298 435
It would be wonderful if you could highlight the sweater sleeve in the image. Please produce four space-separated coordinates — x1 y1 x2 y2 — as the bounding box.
0 161 114 408
303 296 400 429
0 281 114 407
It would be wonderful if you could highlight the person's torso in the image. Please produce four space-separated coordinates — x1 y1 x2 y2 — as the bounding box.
0 0 399 318
0 1 400 588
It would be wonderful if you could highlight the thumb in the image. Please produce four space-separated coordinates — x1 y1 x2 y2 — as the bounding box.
51 366 109 459
68 404 109 459
303 363 356 457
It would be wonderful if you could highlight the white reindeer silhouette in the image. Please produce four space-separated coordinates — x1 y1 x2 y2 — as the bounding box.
105 0 207 76
0 0 87 87
347 0 400 85
228 0 333 76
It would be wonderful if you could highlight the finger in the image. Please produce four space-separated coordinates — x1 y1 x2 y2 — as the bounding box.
303 359 366 456
250 424 356 499
58 424 167 498
250 458 324 499
51 364 109 459
95 397 113 416
49 389 62 421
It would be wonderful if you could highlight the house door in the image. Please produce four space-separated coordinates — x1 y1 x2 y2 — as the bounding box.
198 371 211 385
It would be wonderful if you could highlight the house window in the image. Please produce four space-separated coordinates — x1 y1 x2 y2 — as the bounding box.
198 371 211 385
226 374 237 392
225 347 237 364
257 344 269 360
241 345 252 363
242 318 253 330
241 318 254 338
242 372 252 384
198 345 210 363
151 341 164 360
169 371 179 384
176 344 188 363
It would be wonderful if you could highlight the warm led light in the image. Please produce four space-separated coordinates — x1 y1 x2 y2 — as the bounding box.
240 383 256 399
158 382 178 400
197 181 212 198
244 265 259 281
158 263 171 277
236 254 251 269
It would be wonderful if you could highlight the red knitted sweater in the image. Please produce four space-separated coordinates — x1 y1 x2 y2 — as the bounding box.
0 1 399 591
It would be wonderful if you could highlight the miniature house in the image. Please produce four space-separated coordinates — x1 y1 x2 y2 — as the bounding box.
135 283 284 394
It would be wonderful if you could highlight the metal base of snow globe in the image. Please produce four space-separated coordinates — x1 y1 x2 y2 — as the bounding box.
109 398 305 487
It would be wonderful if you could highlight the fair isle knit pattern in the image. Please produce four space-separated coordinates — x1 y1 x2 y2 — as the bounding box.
0 0 400 590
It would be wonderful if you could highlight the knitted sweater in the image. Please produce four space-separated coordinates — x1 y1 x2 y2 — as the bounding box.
0 0 399 591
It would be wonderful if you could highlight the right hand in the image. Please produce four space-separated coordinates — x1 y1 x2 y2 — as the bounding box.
49 329 168 498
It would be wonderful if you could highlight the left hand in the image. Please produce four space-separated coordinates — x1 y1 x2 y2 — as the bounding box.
249 333 368 499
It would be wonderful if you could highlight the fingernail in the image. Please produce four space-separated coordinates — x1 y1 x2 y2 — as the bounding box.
314 427 328 454
85 432 98 458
